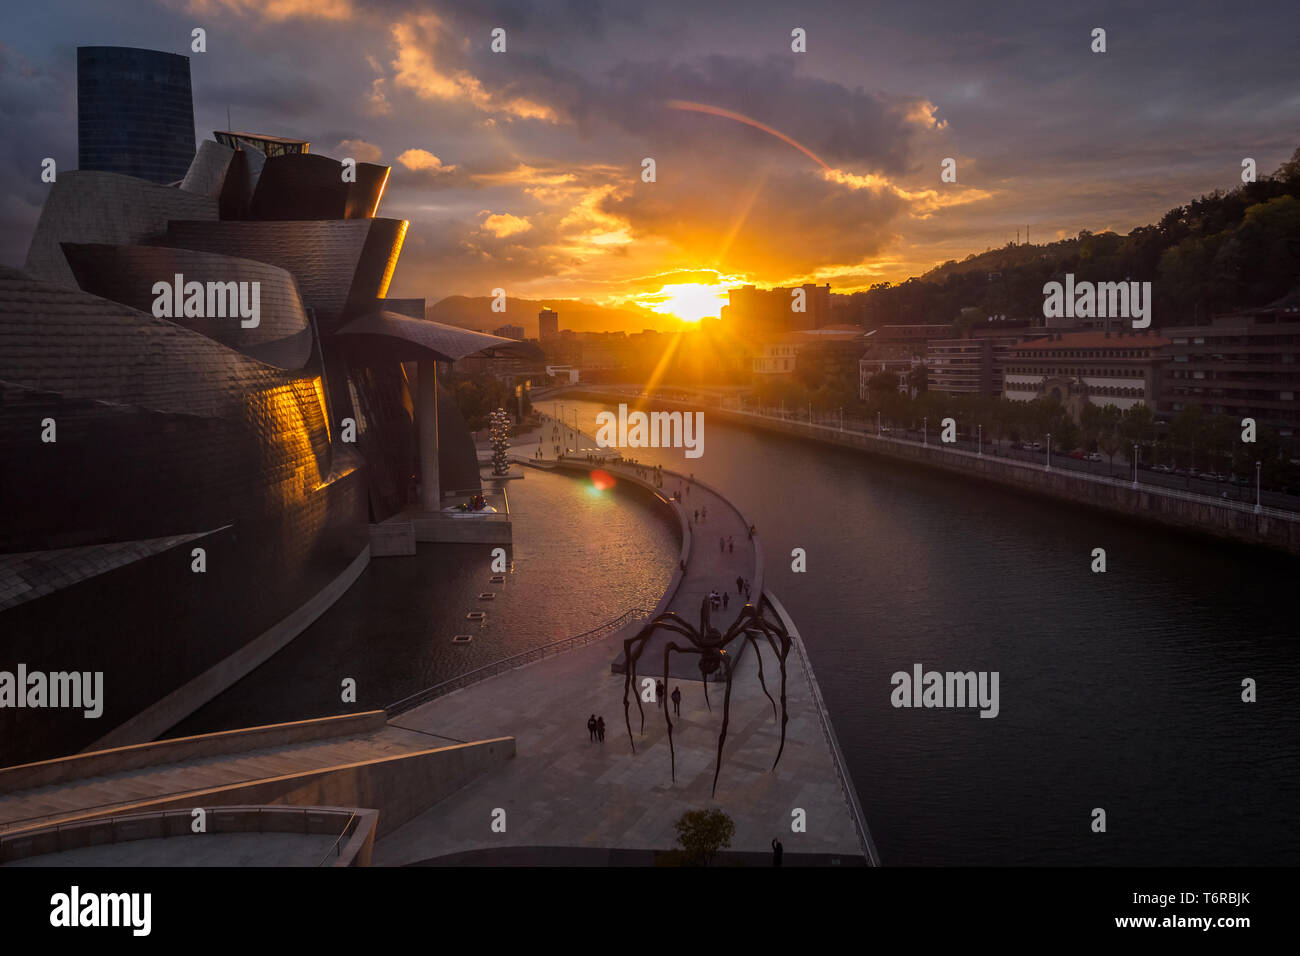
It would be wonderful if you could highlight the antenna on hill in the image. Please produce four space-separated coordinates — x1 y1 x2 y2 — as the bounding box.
226 106 232 131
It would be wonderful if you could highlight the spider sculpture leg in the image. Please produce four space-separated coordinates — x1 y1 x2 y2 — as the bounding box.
710 649 736 797
742 629 778 721
662 641 703 784
622 615 701 752
746 609 793 770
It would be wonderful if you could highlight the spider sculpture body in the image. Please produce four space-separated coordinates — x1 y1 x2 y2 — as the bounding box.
621 594 792 795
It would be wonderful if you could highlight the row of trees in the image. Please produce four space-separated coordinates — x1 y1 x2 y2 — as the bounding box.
754 367 1297 488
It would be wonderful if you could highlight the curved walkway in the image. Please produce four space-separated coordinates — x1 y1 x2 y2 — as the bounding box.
373 417 862 865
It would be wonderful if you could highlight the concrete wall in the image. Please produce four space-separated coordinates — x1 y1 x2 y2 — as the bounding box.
3 736 515 840
566 390 1300 555
1 805 379 867
0 711 388 794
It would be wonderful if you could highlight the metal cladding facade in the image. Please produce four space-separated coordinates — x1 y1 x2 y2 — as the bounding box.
62 243 314 369
0 266 367 765
0 109 491 765
77 47 196 185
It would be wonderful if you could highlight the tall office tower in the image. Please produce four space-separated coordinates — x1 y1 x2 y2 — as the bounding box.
539 308 559 340
77 46 196 184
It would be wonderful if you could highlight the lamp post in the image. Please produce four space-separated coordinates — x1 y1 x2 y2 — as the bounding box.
923 416 928 446
1132 443 1139 489
877 411 882 436
839 406 844 432
1046 432 1052 471
808 402 813 425
1255 460 1262 514
978 424 983 457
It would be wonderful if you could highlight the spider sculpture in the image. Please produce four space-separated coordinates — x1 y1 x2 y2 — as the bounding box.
621 594 792 796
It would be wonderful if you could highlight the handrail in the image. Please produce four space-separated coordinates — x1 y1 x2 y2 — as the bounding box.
317 810 357 867
764 590 881 867
385 606 652 717
578 388 1300 523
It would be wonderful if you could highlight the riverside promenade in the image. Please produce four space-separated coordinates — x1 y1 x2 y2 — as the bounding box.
375 416 874 865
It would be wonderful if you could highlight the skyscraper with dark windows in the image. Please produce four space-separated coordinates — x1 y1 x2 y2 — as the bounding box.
77 46 196 184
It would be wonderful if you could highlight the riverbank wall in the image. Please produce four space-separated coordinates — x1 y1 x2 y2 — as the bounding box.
561 389 1300 556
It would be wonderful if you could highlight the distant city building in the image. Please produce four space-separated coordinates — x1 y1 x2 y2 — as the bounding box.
1004 329 1169 419
1157 298 1300 437
493 323 525 340
728 283 831 334
78 46 195 184
546 364 580 384
753 326 866 378
870 324 953 351
538 308 559 340
928 331 1042 397
859 350 921 399
213 131 309 156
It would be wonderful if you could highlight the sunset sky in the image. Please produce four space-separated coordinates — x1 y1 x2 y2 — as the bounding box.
3 0 1297 322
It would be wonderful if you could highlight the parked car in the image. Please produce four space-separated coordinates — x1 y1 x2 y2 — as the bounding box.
1029 442 1043 451
1198 472 1219 482
1069 449 1085 460
1152 464 1172 473
1087 452 1104 462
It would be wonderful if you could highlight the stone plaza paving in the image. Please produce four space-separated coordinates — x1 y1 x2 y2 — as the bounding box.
380 411 865 864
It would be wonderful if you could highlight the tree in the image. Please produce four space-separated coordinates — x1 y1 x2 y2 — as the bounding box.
1096 403 1124 471
907 364 929 395
674 809 735 867
867 371 899 398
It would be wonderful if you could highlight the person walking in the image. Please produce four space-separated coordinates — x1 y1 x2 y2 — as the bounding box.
656 679 665 709
771 838 784 867
587 714 598 742
701 505 708 521
736 575 744 594
694 509 699 523
671 686 682 716
719 536 726 554
596 716 606 742
728 536 734 554
722 591 730 610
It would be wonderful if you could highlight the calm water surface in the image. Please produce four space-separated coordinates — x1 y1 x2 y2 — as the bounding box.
539 399 1300 866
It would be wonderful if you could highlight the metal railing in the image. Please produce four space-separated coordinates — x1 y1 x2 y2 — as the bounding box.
585 388 1300 524
386 606 652 718
317 810 358 867
764 591 881 867
0 805 362 863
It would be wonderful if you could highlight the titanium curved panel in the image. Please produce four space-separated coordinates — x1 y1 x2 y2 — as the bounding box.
62 243 313 369
23 171 218 286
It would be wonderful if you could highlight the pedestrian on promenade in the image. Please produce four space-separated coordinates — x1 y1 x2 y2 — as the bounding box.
701 506 708 521
597 716 606 742
744 579 752 600
656 680 665 708
771 838 783 867
680 559 687 573
720 536 726 554
694 509 699 523
736 575 743 594
747 523 755 539
671 686 682 716
728 536 734 554
587 714 598 742
722 591 730 610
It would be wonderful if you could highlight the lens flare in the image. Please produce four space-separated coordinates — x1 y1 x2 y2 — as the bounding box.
590 469 616 491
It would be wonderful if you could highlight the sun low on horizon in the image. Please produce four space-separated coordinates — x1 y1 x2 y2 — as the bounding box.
642 282 730 323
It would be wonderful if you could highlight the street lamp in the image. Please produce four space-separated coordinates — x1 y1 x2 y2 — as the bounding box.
1046 432 1052 471
877 410 882 436
839 406 844 432
978 424 983 457
1255 460 1262 514
808 402 812 425
1132 443 1139 489
923 416 928 446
